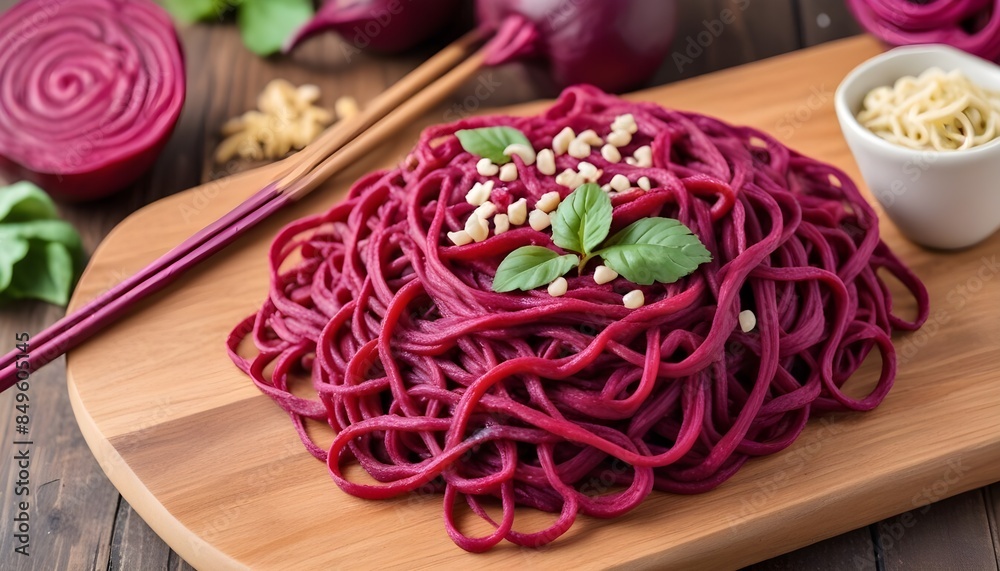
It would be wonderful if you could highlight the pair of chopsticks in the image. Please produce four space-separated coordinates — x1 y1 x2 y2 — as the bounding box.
0 29 489 392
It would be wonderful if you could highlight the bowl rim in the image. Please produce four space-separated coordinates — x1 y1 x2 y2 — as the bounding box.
834 43 1000 160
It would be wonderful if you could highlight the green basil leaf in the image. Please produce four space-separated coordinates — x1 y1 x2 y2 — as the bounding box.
0 182 86 306
0 181 57 223
0 220 83 250
551 183 612 255
162 0 231 23
237 0 313 56
455 126 532 165
597 218 712 285
0 238 29 292
6 241 75 306
492 246 578 293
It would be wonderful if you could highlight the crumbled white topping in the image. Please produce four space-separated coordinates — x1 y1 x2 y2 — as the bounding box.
493 213 510 234
477 158 499 177
601 144 622 163
465 181 493 206
552 127 575 156
623 290 645 309
465 214 489 242
536 148 556 175
610 174 631 192
594 265 618 285
529 209 551 231
637 176 651 191
576 129 603 146
633 145 652 168
577 161 602 182
607 129 632 148
612 113 638 134
739 309 757 333
499 162 518 182
474 201 497 219
447 230 473 246
508 198 528 225
548 276 568 297
555 168 583 189
535 191 562 213
503 143 536 166
568 138 591 159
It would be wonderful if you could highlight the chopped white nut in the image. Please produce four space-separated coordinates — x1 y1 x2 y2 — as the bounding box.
607 129 632 148
577 161 602 183
625 157 638 166
508 198 528 225
567 138 591 159
601 183 612 192
465 181 493 206
529 209 551 231
555 168 583 189
447 230 473 246
503 143 536 165
548 276 568 297
552 127 575 155
601 144 622 163
610 174 631 192
465 214 489 242
594 265 618 285
633 145 653 168
612 113 638 134
749 136 768 149
297 84 322 105
216 80 333 163
577 129 602 145
536 148 556 175
334 95 360 119
499 162 518 182
493 213 510 235
739 309 757 333
623 289 645 309
477 158 499 177
474 201 497 219
535 191 562 213
637 176 651 191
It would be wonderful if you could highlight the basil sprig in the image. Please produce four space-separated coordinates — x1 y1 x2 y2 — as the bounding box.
492 183 711 292
163 0 314 56
0 182 86 306
455 126 532 165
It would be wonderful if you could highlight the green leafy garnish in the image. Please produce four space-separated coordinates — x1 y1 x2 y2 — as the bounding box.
595 218 713 286
0 182 86 306
455 126 532 165
492 246 578 293
161 0 229 23
551 183 612 255
491 183 712 293
237 0 313 56
162 0 314 56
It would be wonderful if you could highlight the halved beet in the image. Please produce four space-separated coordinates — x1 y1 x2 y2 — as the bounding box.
0 0 186 201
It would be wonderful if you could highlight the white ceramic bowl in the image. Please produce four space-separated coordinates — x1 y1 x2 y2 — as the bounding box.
835 44 1000 249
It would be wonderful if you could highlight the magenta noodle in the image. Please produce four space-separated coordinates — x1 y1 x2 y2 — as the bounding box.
228 86 929 551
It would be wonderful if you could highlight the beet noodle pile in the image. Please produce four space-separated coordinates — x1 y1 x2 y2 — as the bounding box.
229 86 929 551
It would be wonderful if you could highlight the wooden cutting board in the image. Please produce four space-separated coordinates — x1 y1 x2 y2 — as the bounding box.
66 36 1000 570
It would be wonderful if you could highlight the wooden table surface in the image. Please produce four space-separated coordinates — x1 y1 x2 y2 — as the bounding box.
1 1 998 569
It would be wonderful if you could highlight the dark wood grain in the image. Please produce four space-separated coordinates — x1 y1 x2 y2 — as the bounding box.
0 305 120 570
746 528 878 571
1 0 998 569
879 490 998 571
